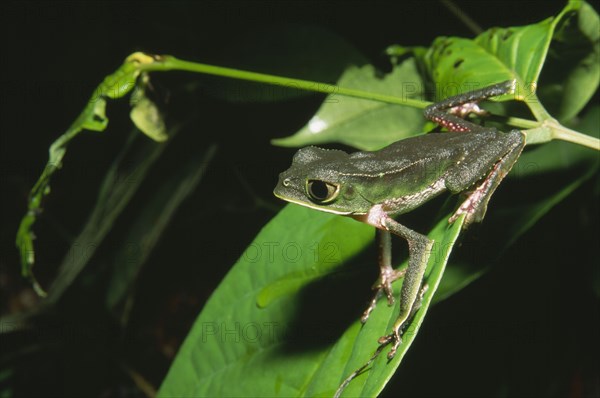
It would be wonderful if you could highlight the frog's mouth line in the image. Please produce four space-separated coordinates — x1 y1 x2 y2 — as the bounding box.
273 192 358 216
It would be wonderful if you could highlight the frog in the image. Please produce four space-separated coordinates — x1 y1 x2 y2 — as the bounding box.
273 80 525 359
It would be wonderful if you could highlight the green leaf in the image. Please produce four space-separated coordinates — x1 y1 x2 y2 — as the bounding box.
130 74 168 142
319 216 464 398
130 95 167 142
159 205 372 396
158 205 464 397
411 1 599 150
424 37 515 95
541 0 600 121
271 58 425 151
423 1 581 119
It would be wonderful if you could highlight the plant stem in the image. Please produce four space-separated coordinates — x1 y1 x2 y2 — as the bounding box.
503 116 539 130
550 121 600 150
144 56 427 109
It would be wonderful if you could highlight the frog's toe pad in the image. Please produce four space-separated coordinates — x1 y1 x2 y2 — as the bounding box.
377 267 406 304
378 331 402 359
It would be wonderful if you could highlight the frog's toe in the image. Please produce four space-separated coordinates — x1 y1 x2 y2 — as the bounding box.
379 267 406 304
377 331 402 359
381 280 395 305
362 268 405 323
361 290 382 323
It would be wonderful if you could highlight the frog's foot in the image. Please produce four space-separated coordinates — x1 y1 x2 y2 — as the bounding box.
449 187 488 226
361 266 406 324
449 156 503 227
378 330 402 360
450 129 524 228
378 283 428 359
449 102 488 118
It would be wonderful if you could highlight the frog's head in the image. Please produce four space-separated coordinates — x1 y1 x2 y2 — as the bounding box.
273 146 373 215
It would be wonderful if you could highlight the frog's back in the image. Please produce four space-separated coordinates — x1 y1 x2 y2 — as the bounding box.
369 130 495 159
334 130 505 209
345 131 499 175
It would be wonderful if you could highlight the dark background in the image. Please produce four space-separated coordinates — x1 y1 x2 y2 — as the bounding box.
1 1 598 397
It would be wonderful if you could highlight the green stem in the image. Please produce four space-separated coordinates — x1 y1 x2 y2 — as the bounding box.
502 116 539 130
550 121 600 150
144 56 427 109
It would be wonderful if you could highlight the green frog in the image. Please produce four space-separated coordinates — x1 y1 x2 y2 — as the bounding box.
273 80 525 359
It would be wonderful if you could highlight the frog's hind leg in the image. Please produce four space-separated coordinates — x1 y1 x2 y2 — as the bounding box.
449 130 525 227
424 80 516 133
361 230 406 323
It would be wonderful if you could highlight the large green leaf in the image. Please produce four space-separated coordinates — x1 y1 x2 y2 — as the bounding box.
423 0 583 117
158 204 464 397
271 58 425 151
314 215 464 397
158 205 371 396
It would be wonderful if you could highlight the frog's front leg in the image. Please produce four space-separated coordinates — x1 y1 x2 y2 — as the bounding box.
360 230 406 323
360 205 434 359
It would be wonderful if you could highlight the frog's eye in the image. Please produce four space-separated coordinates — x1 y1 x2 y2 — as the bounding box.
306 179 340 203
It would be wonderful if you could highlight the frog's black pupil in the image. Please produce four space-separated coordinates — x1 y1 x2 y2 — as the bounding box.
309 180 330 201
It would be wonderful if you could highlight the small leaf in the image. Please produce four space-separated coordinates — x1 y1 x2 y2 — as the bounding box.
130 95 167 142
272 59 425 151
129 73 169 142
